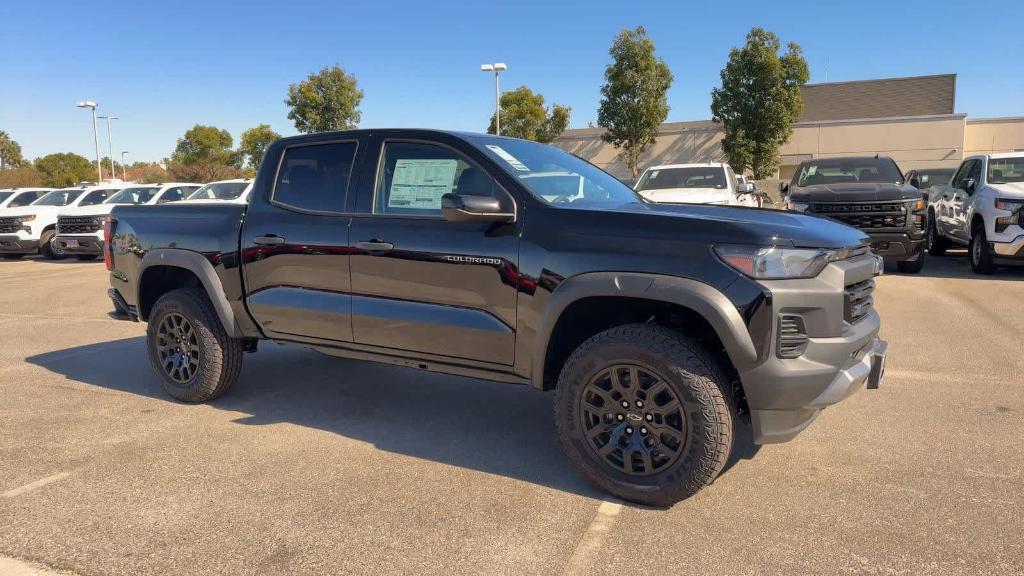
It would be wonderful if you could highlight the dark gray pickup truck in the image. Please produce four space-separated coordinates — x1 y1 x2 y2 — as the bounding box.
105 129 887 505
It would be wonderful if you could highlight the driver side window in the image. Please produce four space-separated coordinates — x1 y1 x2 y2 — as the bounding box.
952 161 974 190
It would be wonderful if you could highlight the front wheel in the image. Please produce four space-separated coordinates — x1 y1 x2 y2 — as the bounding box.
146 288 243 402
555 324 736 506
970 226 997 275
39 230 66 260
927 216 948 256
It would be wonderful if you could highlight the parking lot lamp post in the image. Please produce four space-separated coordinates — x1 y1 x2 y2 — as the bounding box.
76 101 102 182
120 151 129 180
480 63 507 135
98 115 119 181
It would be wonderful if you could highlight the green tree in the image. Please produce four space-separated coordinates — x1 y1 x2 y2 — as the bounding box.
486 86 571 143
34 153 96 187
0 165 42 188
285 64 363 133
238 124 282 169
171 124 235 166
711 28 809 179
0 131 25 169
597 26 674 178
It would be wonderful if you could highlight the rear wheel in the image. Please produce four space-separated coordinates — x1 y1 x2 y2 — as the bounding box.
927 216 948 256
555 324 735 506
39 230 66 260
970 225 996 275
147 288 243 402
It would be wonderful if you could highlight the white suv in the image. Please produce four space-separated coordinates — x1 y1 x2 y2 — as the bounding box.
927 153 1024 274
634 163 758 206
0 188 51 211
0 184 124 260
55 182 201 259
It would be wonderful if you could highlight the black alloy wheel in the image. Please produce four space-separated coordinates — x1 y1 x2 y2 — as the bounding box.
155 312 201 383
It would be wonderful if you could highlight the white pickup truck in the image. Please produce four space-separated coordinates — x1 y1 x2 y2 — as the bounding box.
0 184 123 259
634 162 759 206
926 153 1024 274
0 188 51 211
55 182 201 259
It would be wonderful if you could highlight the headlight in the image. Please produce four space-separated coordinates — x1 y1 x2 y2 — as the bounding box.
714 244 837 279
910 197 926 211
785 200 809 212
17 214 36 223
994 198 1024 232
994 198 1024 211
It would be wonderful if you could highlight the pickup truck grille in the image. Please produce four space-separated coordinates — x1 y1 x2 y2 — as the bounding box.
57 216 101 235
0 217 21 234
845 279 875 323
811 202 907 229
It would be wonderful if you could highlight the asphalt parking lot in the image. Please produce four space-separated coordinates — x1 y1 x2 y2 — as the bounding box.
1 256 1022 576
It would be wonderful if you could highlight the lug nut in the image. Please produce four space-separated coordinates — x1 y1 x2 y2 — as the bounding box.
640 427 648 435
646 414 653 421
636 400 644 408
621 401 629 408
616 414 624 421
625 427 633 434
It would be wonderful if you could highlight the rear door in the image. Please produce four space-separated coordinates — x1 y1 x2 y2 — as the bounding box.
347 135 520 365
939 160 972 239
242 136 364 342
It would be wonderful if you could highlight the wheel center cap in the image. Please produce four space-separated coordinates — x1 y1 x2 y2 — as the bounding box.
626 412 643 423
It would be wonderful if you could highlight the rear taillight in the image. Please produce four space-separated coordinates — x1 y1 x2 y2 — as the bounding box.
103 219 113 270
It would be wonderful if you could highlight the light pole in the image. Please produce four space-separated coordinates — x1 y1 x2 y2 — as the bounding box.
480 63 507 135
120 151 129 181
98 115 119 181
76 101 102 182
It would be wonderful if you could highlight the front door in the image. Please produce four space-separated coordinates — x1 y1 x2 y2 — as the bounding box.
242 137 363 342
950 159 982 242
348 138 520 365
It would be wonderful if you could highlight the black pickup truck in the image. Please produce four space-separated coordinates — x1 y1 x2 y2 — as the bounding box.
106 129 886 505
782 156 928 273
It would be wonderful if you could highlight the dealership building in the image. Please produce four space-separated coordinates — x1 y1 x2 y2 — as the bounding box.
554 74 1024 181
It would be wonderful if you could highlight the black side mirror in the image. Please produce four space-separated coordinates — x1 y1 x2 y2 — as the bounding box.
779 182 790 194
909 177 921 188
441 193 514 223
963 178 976 194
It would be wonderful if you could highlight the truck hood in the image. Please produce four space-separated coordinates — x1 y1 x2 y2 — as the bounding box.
0 205 62 219
989 182 1024 198
585 202 869 250
788 183 921 203
58 204 117 217
637 188 734 205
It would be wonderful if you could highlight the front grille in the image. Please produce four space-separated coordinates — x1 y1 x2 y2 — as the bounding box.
845 279 875 323
811 202 907 229
57 216 101 235
777 315 808 359
0 217 20 234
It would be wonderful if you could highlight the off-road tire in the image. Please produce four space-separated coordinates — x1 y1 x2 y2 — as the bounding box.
927 216 948 256
147 288 243 402
896 251 926 274
555 324 736 506
1 254 24 260
39 230 66 260
75 255 99 261
970 225 996 275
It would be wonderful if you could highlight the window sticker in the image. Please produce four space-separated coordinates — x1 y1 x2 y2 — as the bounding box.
388 159 458 209
806 165 818 176
486 144 530 171
648 170 659 179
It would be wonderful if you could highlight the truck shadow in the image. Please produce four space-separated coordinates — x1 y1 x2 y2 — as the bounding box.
888 251 1024 281
26 337 758 503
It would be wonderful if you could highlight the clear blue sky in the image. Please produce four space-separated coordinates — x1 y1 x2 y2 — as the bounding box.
2 0 1022 163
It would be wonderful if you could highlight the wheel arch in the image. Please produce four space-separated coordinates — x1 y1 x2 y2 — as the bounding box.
137 249 241 337
531 272 759 392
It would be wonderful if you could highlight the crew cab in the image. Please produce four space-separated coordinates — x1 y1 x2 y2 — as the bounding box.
926 153 1024 274
0 184 123 259
0 188 51 212
105 129 886 506
782 156 928 274
634 162 758 206
54 182 201 259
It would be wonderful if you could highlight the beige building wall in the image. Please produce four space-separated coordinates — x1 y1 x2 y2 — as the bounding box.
964 117 1024 156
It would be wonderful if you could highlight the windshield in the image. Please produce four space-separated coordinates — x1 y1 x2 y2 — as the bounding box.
469 137 642 209
915 169 954 189
186 181 248 200
988 157 1024 184
107 186 160 205
795 158 904 187
0 192 12 204
636 166 727 191
34 189 84 206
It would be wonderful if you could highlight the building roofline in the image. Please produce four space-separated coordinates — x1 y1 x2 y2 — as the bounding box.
795 113 967 127
966 116 1024 124
803 73 956 88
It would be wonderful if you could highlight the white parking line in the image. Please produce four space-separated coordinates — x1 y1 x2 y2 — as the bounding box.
0 556 79 575
561 500 624 576
2 472 73 498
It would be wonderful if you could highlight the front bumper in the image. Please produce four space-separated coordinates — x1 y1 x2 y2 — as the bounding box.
0 235 40 254
56 234 104 255
992 234 1024 259
865 231 925 261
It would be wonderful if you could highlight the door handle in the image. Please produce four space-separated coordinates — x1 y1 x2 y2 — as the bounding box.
356 240 394 252
254 235 285 246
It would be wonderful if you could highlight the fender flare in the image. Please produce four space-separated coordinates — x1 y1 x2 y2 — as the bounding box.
138 248 242 338
530 272 759 390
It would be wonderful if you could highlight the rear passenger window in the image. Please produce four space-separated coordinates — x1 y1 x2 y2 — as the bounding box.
273 142 358 213
80 189 117 206
374 141 501 216
9 192 38 207
159 187 185 203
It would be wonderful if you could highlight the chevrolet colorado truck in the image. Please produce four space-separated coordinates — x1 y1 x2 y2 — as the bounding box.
926 153 1024 274
782 156 928 274
106 129 887 505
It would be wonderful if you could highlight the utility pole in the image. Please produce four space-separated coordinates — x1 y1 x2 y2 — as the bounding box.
76 101 102 181
98 115 119 180
480 63 507 135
